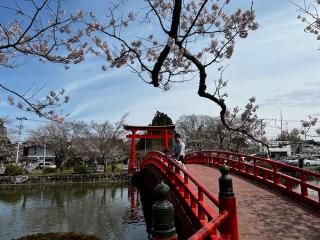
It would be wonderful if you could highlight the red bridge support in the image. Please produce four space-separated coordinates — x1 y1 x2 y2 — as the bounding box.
218 166 238 240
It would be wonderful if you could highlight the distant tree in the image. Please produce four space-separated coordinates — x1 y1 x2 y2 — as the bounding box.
299 116 318 140
29 121 89 170
176 114 216 151
176 113 265 153
88 113 128 173
276 129 301 144
292 0 320 46
0 118 14 161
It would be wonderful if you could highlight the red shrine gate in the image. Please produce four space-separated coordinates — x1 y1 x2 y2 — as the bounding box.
123 125 175 172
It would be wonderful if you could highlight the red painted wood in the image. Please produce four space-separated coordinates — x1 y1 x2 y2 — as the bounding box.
188 211 228 240
185 150 320 208
130 130 136 172
141 151 235 240
141 150 320 240
124 124 175 131
150 236 177 240
164 129 169 149
218 197 238 240
188 165 320 240
126 134 174 139
124 125 175 172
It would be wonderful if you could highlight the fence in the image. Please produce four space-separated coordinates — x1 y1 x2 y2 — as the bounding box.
142 151 239 240
185 151 320 209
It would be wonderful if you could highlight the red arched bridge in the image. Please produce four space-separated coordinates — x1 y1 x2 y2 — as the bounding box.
124 125 320 240
141 151 320 240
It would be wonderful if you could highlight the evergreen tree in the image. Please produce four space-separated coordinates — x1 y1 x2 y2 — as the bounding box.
151 111 173 126
137 111 174 153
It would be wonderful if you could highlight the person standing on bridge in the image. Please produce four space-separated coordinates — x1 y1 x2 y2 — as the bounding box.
173 133 186 169
298 156 304 169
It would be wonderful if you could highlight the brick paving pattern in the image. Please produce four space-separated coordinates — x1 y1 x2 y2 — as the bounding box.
187 164 320 240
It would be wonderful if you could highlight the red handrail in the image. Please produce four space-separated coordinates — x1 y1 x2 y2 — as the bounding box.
185 150 320 208
142 151 238 240
188 211 229 240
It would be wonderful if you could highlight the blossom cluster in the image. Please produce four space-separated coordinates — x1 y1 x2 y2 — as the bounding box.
223 97 265 142
0 1 89 69
3 87 69 122
82 0 258 91
296 1 320 42
299 116 318 138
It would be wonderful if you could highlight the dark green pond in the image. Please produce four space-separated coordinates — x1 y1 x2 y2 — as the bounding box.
0 182 148 240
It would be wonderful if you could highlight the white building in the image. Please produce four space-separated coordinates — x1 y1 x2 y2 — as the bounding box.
23 145 55 163
268 141 292 159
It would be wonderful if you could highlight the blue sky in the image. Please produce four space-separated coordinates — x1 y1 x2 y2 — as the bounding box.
1 0 320 139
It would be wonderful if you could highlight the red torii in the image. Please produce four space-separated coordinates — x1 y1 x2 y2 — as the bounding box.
123 124 175 172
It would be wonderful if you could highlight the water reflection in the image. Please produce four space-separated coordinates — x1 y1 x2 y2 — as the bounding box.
293 179 320 200
0 191 23 204
279 170 320 200
0 183 148 240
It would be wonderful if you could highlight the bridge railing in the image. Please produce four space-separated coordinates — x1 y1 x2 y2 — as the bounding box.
185 150 320 208
142 151 238 240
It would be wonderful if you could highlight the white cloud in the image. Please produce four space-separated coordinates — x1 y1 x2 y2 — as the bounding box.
63 69 125 95
69 85 122 118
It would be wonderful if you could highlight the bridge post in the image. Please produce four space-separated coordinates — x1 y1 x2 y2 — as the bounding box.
218 165 239 240
130 130 136 172
163 129 169 150
150 181 177 240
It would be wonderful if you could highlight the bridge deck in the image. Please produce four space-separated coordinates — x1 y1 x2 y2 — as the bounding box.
187 164 320 240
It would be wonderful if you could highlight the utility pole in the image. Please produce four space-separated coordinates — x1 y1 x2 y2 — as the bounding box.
43 135 46 166
280 109 283 135
15 117 27 164
274 109 288 137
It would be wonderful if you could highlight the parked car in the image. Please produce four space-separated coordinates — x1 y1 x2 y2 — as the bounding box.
283 158 299 166
303 159 320 166
37 162 56 169
122 164 129 171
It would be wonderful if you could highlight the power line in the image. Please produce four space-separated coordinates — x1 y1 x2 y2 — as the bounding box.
259 118 312 123
24 118 51 123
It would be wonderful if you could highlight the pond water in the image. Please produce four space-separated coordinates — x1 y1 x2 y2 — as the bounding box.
279 170 320 200
0 182 148 240
294 179 320 201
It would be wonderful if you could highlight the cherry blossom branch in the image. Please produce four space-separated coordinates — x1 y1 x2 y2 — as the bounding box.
84 0 267 151
0 83 68 122
292 0 320 43
146 0 170 34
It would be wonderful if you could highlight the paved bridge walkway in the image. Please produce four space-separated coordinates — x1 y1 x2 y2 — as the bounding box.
187 164 320 240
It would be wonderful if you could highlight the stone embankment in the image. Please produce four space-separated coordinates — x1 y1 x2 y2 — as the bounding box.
0 172 129 184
